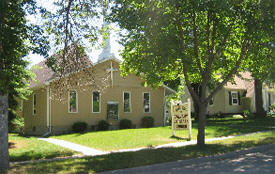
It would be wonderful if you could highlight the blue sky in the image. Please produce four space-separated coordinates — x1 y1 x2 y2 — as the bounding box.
26 0 123 67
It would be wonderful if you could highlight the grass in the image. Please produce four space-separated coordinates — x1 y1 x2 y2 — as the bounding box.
9 131 275 174
9 134 77 162
52 116 275 151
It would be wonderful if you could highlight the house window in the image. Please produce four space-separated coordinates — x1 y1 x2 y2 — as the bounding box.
33 94 36 115
92 91 100 113
68 90 78 113
143 92 150 113
123 92 131 113
231 91 238 105
209 97 214 106
107 101 118 120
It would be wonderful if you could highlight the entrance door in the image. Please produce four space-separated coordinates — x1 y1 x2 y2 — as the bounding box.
107 101 119 120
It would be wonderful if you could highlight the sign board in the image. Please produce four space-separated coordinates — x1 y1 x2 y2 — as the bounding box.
171 99 192 140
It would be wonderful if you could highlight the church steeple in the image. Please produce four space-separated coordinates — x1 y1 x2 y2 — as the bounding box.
98 4 115 62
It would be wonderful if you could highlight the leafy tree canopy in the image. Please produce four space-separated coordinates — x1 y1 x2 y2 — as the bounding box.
111 0 275 145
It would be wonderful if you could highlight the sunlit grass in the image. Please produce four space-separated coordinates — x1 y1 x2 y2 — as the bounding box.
9 131 275 174
9 134 77 162
52 117 275 151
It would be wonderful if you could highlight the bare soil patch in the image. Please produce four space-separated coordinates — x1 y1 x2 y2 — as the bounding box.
9 141 27 149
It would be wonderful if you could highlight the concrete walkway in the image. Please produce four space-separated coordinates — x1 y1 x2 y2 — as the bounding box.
39 130 271 155
110 130 270 153
10 130 274 166
38 138 107 156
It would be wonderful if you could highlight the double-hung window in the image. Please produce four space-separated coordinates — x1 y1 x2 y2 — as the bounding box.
143 92 150 113
92 91 100 113
231 91 238 105
33 94 36 115
123 92 131 113
68 90 78 113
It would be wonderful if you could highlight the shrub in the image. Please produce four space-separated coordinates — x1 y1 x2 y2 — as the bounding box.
9 116 24 133
166 116 172 126
119 119 132 129
72 122 88 133
243 109 250 118
141 116 154 128
98 120 110 131
267 103 275 117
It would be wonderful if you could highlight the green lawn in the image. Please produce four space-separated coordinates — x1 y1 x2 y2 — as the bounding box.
9 131 275 174
52 117 275 151
9 134 77 162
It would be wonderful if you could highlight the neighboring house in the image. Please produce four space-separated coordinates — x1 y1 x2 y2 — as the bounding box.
23 48 176 135
182 72 275 116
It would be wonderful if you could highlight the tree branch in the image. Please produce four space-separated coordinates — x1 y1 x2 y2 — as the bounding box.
193 12 203 75
202 12 216 88
206 40 250 102
214 25 232 57
183 64 200 104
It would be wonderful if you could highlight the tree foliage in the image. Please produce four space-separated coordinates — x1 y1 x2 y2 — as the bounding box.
42 0 113 101
111 0 275 145
0 0 49 170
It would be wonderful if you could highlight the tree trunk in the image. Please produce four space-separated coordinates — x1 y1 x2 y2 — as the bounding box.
191 83 202 121
197 101 207 146
0 94 9 171
254 79 266 117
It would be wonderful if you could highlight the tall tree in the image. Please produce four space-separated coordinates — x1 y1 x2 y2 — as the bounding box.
0 0 48 170
245 0 275 117
42 0 112 101
111 0 275 146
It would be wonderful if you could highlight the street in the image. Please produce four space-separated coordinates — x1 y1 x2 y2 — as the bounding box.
100 144 275 174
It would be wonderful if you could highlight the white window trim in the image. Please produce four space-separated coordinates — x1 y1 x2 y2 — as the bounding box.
231 91 238 105
33 93 36 115
92 91 101 113
68 90 78 113
143 92 151 113
123 91 132 113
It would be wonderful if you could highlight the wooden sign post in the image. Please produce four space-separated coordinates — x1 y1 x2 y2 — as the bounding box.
171 98 192 140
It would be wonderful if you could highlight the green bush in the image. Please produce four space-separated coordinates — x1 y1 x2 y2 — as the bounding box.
119 119 132 129
72 122 88 133
98 120 110 131
9 116 24 133
267 103 275 117
141 116 154 128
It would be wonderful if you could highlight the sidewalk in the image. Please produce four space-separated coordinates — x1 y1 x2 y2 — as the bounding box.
40 130 271 155
38 138 107 156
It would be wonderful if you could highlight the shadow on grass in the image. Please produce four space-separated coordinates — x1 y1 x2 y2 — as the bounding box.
10 150 75 162
204 117 275 137
10 135 275 174
8 142 16 149
170 135 190 141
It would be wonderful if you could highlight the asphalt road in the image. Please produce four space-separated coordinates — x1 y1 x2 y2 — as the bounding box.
100 144 275 174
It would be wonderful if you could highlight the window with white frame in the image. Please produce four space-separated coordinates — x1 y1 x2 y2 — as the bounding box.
143 92 150 113
92 91 100 113
68 90 78 113
123 92 131 113
33 94 36 115
231 91 238 105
